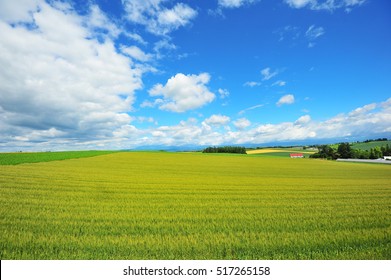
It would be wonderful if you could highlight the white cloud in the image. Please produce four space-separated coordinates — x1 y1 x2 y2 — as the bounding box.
122 0 197 35
272 80 286 87
137 116 156 124
157 3 197 29
218 88 230 99
348 103 377 117
0 0 40 23
284 0 367 11
275 25 301 42
218 0 259 8
153 39 177 59
261 67 278 81
238 104 264 115
233 118 251 130
285 0 314 9
87 5 121 39
120 45 153 62
304 25 325 47
99 98 391 149
204 115 231 126
149 73 216 113
123 32 147 45
306 25 325 40
244 81 261 87
295 115 312 125
0 1 143 149
277 94 295 106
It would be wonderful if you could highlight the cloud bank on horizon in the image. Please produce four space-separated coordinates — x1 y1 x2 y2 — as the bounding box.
0 0 390 151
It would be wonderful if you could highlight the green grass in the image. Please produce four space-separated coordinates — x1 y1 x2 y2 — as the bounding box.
0 151 390 259
330 140 391 151
0 150 117 165
351 140 391 151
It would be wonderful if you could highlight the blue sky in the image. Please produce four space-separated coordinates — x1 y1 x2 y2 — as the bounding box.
0 0 390 151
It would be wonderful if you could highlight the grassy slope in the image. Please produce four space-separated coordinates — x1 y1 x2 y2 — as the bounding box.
0 151 117 165
0 151 390 259
351 141 391 151
329 140 391 151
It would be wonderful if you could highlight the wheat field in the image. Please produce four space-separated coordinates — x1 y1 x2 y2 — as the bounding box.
0 151 390 259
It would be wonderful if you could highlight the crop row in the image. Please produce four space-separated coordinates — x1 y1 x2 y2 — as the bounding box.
0 152 390 259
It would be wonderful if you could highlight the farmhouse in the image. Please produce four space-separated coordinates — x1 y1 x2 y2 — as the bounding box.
290 153 304 158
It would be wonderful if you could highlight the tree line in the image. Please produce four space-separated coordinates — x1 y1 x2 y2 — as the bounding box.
202 146 247 154
363 138 388 143
310 143 391 160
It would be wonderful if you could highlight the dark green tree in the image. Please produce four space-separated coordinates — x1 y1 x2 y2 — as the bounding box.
202 146 247 154
337 142 353 159
310 145 337 160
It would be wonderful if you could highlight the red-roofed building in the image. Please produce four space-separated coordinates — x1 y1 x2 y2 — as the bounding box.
290 153 304 158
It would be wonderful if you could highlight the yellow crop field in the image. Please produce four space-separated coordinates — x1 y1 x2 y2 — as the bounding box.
247 149 315 155
0 151 390 259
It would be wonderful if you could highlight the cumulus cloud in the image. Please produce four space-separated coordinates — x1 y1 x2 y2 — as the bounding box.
138 99 391 147
277 94 295 106
0 0 40 22
204 115 231 126
0 0 143 150
122 0 197 35
295 115 312 125
284 0 367 11
233 118 251 130
148 73 216 113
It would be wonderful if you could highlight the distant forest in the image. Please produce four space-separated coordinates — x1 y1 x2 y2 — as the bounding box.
202 146 247 154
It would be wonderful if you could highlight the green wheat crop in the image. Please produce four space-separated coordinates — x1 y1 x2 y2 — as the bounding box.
0 150 117 165
0 151 390 259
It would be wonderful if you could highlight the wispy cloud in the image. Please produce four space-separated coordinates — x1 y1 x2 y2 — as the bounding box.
218 0 260 9
120 45 153 62
275 25 300 42
218 88 230 99
276 24 324 48
239 104 264 115
244 81 261 87
305 25 325 47
261 67 278 81
272 80 286 87
284 0 367 11
306 25 325 39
